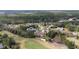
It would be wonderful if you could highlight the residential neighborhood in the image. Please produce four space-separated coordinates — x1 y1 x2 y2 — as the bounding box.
0 10 79 49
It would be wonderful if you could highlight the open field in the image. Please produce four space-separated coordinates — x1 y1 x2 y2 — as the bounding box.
0 31 67 49
0 10 79 49
1 31 46 49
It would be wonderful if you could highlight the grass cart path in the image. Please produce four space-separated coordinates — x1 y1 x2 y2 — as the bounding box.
1 31 68 49
1 31 47 49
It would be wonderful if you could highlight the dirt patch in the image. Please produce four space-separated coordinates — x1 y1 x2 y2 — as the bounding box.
34 38 68 49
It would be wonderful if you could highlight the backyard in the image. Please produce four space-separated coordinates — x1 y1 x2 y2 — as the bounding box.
1 31 47 49
0 31 68 49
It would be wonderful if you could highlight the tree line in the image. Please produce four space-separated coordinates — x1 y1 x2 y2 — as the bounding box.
0 12 79 24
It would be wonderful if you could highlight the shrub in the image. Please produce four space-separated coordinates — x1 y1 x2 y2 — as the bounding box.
2 34 8 38
60 34 75 49
46 30 58 39
9 37 16 48
26 31 36 38
65 40 75 49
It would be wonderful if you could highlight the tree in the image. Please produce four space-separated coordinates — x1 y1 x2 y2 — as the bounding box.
9 37 16 48
47 30 58 39
65 40 75 49
46 30 58 42
60 34 75 49
2 34 9 48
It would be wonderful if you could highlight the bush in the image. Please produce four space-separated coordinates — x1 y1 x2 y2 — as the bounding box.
46 30 58 39
1 35 9 48
2 34 8 38
9 37 16 48
43 35 50 41
60 34 75 49
65 40 75 49
26 31 36 38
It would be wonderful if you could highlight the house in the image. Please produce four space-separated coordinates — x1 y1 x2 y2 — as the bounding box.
34 30 45 37
56 27 64 32
72 32 77 36
65 31 78 38
58 17 78 22
68 18 73 21
26 27 37 32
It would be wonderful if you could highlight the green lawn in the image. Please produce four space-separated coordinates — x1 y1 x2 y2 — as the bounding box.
25 39 47 49
1 31 47 49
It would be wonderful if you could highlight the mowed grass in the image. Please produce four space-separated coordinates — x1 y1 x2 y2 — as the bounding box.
1 31 47 49
25 39 47 49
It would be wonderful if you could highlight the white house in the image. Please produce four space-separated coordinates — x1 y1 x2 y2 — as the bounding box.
56 27 64 32
68 18 74 21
